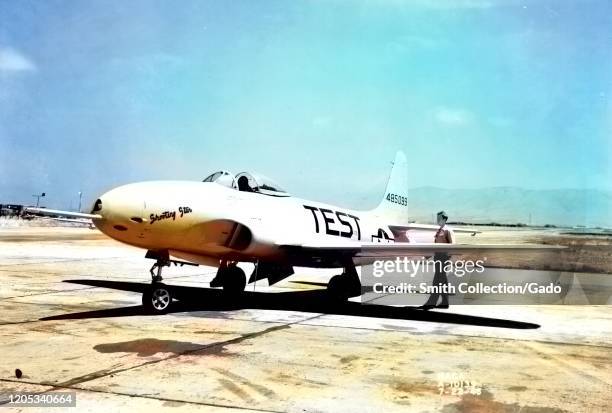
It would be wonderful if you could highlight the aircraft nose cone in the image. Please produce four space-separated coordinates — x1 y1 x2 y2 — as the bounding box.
92 184 145 235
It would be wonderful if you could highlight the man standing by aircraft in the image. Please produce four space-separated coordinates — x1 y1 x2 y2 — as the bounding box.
422 211 454 309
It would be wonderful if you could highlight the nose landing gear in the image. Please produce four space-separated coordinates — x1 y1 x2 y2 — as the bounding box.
141 250 200 314
142 257 172 314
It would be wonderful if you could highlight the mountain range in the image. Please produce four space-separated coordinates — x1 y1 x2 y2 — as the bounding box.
404 187 612 228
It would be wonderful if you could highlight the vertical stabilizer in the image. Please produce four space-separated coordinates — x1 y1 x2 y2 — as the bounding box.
369 151 409 224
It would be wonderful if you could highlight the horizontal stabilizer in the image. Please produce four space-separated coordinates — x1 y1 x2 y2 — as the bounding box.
390 224 481 236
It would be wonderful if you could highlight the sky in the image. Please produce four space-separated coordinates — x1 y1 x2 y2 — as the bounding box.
1 0 611 211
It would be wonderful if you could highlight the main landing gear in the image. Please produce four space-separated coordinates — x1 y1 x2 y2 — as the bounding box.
326 262 362 302
210 260 246 296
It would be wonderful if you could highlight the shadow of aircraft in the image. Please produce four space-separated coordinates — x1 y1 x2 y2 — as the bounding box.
40 279 540 330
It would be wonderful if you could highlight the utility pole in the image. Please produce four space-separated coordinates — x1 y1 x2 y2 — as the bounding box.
78 191 82 213
32 192 45 207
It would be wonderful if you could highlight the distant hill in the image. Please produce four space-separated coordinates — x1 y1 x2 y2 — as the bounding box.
405 187 612 228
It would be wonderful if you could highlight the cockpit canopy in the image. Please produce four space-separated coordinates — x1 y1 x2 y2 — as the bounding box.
202 170 234 185
202 171 290 197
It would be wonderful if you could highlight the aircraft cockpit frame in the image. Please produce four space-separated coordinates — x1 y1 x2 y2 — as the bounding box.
202 170 290 197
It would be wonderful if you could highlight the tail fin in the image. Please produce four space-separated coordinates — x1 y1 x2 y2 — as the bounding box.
369 151 409 224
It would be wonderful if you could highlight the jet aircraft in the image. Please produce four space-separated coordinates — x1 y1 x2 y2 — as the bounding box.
26 152 554 313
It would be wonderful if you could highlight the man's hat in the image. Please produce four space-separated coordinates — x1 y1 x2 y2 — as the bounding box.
437 210 448 219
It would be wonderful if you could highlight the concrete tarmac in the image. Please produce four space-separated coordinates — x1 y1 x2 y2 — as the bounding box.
0 227 611 412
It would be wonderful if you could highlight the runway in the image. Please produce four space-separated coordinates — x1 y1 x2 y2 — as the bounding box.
0 227 610 412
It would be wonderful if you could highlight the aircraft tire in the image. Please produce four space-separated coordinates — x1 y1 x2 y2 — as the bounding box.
222 266 246 296
327 274 360 302
142 283 173 314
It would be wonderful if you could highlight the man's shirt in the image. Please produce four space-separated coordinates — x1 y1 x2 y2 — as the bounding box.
434 224 455 244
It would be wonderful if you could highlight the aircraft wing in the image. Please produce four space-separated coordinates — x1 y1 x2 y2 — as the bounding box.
23 207 102 220
30 216 96 228
279 241 563 267
282 241 560 256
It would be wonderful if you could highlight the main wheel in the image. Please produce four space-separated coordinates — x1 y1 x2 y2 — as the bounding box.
142 283 173 314
327 274 361 302
222 266 247 296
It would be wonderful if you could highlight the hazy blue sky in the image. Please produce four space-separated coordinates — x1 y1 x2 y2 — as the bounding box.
1 0 610 210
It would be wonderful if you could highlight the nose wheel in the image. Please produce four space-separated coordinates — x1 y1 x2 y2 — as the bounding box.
142 283 172 314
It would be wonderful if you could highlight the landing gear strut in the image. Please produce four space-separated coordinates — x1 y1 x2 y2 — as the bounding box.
149 259 168 282
327 261 362 302
142 257 173 314
210 260 246 296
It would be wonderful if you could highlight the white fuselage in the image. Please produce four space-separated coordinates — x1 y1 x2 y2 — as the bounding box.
93 181 433 268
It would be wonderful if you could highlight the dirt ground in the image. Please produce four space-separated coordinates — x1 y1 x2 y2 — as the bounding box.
0 227 610 412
